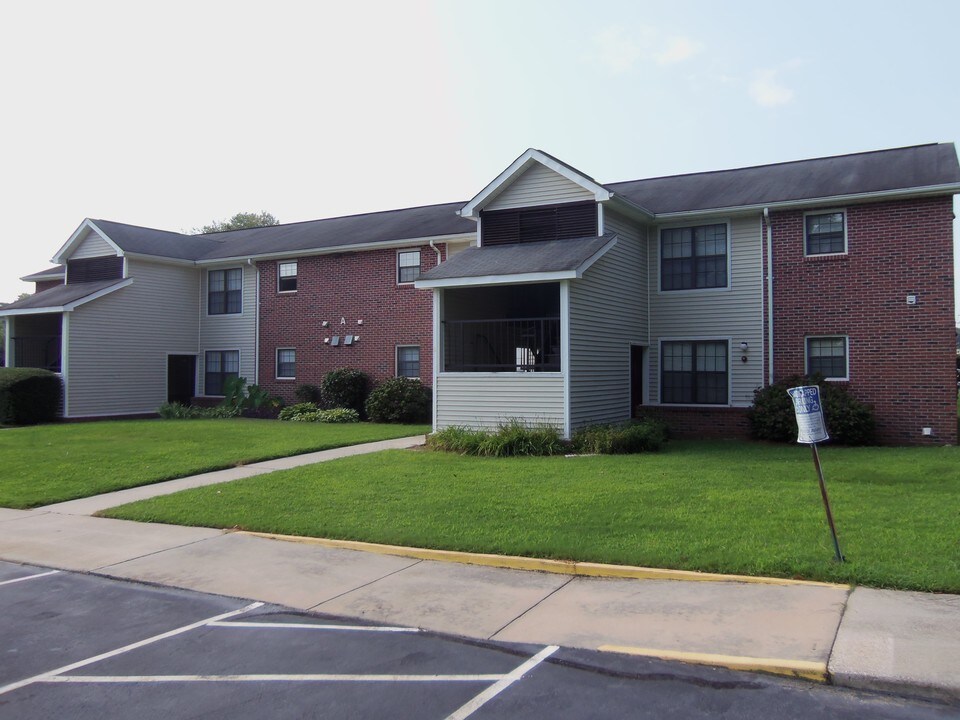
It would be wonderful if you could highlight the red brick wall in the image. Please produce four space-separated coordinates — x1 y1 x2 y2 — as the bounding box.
643 407 752 440
35 279 64 293
767 196 957 445
258 244 443 403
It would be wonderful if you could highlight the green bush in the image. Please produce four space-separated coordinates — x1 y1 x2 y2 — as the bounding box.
158 403 239 419
321 368 371 417
428 420 564 457
572 418 668 454
278 403 360 423
0 368 61 425
295 384 322 404
747 375 877 445
365 378 432 423
219 376 282 417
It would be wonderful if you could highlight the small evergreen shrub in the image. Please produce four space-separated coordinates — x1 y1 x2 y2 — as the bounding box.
157 403 239 419
572 418 668 454
295 384 322 404
0 368 61 425
278 403 359 423
365 378 432 423
747 375 877 445
428 420 564 457
321 368 371 417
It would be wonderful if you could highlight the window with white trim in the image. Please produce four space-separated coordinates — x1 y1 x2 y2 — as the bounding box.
806 336 848 380
205 350 239 395
397 345 420 378
661 340 728 404
660 224 727 291
397 250 421 284
276 348 296 379
278 262 297 292
208 268 242 314
805 211 846 255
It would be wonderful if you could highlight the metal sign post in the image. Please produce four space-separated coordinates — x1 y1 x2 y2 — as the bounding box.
787 385 845 563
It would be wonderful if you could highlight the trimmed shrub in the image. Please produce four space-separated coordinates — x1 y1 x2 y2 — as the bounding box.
572 418 668 454
321 368 371 417
0 368 61 425
428 420 564 457
365 378 432 423
747 375 877 445
278 403 360 423
295 384 322 404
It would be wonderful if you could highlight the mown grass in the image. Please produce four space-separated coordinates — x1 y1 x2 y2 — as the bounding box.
102 440 960 592
0 419 429 508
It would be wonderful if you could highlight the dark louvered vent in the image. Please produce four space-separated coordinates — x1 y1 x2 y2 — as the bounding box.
67 256 123 284
481 202 597 246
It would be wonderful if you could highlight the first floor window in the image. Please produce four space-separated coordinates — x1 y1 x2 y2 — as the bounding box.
276 348 296 379
661 340 728 404
397 250 421 284
397 346 420 378
278 262 298 292
205 350 239 395
805 211 846 255
660 224 728 291
208 268 242 314
807 336 848 379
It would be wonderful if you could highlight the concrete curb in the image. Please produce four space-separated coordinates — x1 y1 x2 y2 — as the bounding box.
240 531 849 589
598 645 829 682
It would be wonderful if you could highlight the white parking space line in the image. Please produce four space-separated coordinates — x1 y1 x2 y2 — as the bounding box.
445 645 559 720
0 570 60 587
208 621 420 633
44 673 504 683
0 601 264 697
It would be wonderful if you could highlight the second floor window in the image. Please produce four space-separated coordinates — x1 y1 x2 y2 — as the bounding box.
805 212 846 255
398 250 421 284
661 224 728 291
209 268 242 314
278 262 297 292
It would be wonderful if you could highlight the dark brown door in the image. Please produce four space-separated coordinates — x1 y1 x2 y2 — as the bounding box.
167 355 196 405
630 346 644 417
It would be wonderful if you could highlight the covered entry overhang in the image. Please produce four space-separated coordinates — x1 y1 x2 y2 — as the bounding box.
415 235 617 437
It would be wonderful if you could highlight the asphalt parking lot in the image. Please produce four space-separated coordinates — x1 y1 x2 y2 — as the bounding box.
0 561 955 719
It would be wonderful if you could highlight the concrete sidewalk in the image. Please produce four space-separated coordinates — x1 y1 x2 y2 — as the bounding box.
0 435 957 705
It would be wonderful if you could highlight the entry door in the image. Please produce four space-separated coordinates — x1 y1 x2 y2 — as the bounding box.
630 346 644 417
167 355 197 405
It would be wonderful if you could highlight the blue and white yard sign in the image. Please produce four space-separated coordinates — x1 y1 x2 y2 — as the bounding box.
787 385 830 444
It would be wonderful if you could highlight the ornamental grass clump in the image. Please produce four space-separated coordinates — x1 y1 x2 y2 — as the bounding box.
428 420 564 457
571 418 668 454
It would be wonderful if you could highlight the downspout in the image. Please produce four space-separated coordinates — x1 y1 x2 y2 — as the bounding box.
764 207 774 385
429 239 442 265
250 259 259 385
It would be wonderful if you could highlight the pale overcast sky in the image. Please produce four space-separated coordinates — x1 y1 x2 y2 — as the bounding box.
2 0 959 320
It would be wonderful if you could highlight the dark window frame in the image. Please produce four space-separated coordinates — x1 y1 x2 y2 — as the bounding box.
659 223 729 291
806 336 849 380
660 340 729 405
397 250 421 284
277 262 298 293
276 348 296 380
804 210 847 255
204 349 240 396
396 345 420 378
208 268 243 315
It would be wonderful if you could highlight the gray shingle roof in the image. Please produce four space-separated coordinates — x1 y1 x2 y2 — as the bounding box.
0 280 125 313
21 266 65 282
419 234 615 282
91 220 224 261
606 143 960 214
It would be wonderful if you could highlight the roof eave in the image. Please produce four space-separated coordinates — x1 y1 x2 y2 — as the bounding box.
51 219 123 265
197 232 477 265
652 183 960 220
0 279 132 316
416 269 580 289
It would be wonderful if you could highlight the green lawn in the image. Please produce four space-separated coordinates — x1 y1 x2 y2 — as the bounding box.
102 440 960 592
0 420 429 508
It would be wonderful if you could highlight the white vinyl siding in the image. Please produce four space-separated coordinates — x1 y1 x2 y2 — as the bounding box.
568 211 648 428
486 164 595 211
199 263 257 394
70 229 116 260
649 214 763 407
435 373 565 432
66 259 199 416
